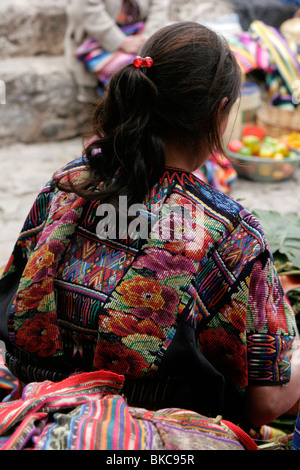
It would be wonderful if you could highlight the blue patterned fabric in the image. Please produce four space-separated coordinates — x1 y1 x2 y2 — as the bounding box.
293 412 300 450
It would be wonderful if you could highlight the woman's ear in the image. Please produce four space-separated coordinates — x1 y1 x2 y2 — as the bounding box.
219 97 229 114
219 97 229 136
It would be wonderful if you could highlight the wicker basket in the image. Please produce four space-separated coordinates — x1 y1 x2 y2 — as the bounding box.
256 106 300 138
240 82 262 125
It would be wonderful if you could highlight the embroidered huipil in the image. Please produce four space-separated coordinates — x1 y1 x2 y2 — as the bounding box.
0 157 296 424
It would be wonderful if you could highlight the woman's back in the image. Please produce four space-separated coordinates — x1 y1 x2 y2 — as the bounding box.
3 155 294 425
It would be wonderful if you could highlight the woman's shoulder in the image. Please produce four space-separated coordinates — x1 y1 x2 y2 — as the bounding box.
169 169 247 228
53 156 88 182
179 170 267 254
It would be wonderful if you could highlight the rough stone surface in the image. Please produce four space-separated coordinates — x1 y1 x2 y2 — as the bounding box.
0 56 93 145
0 0 92 145
0 0 67 58
230 169 300 214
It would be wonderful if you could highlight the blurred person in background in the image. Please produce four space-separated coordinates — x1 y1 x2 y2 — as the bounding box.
65 0 171 101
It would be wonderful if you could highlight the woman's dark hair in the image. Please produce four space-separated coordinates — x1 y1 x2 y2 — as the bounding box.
57 22 241 205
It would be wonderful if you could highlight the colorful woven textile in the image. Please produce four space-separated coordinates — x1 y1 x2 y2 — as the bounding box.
193 153 237 194
74 0 144 86
0 369 257 450
250 21 300 95
250 423 287 442
75 23 145 86
229 21 300 108
0 157 296 426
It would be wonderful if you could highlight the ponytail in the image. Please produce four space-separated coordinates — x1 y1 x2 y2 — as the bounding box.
57 63 166 207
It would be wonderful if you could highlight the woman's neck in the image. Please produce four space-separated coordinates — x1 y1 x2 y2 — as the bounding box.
164 140 210 173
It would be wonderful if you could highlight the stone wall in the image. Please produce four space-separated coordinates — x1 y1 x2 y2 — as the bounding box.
0 0 92 146
0 0 67 58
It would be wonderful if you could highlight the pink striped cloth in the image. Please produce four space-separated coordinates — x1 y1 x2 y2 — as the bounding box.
75 22 145 86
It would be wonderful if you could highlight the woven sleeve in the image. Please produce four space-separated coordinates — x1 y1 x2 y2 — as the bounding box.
246 248 297 385
198 209 297 395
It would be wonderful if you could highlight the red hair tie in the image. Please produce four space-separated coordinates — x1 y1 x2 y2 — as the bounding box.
133 56 153 68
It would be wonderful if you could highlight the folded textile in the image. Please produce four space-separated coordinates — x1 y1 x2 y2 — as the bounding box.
193 154 237 194
293 412 300 450
0 344 18 400
229 20 300 108
0 369 257 450
75 22 145 86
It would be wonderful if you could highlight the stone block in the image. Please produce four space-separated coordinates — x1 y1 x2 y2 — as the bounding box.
0 55 95 145
0 0 67 58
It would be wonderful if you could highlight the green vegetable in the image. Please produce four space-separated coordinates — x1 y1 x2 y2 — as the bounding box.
252 209 300 272
252 209 300 330
286 287 300 316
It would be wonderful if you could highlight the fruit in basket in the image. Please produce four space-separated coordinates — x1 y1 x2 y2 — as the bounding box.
239 146 252 156
228 134 295 158
282 132 300 150
227 133 300 181
288 151 298 159
259 143 275 158
242 126 265 140
282 162 295 175
274 142 289 157
262 136 276 145
242 135 260 154
258 163 272 177
227 139 243 153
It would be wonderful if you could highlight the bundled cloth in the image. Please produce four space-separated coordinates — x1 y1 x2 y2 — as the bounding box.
75 22 145 88
0 368 258 451
193 154 237 194
229 20 300 108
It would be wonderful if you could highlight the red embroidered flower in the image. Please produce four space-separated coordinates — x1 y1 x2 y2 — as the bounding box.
200 327 247 390
15 314 60 357
219 299 247 332
93 340 149 377
100 310 165 340
14 278 52 312
135 247 196 280
116 275 178 326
